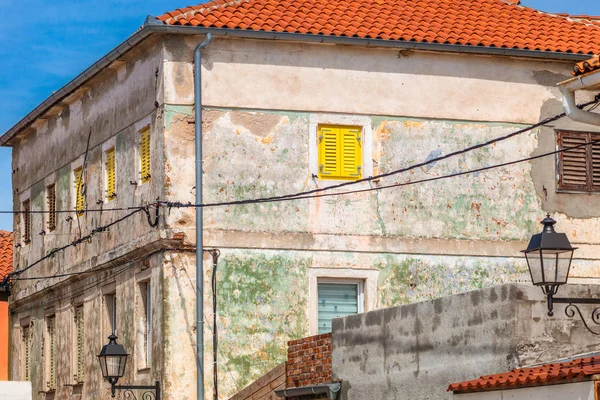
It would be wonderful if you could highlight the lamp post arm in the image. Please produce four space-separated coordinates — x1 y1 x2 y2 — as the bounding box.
546 295 600 335
111 381 161 400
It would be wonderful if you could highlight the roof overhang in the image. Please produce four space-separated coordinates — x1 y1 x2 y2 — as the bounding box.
0 18 592 146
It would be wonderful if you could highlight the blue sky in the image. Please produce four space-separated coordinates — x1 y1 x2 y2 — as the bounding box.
0 0 599 231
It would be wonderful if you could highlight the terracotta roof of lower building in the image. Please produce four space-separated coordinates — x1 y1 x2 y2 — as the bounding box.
573 55 600 76
0 231 12 279
448 355 600 393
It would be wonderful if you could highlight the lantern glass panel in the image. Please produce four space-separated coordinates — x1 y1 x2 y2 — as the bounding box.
527 249 573 286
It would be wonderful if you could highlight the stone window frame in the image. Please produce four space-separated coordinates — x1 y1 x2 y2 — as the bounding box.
43 310 57 392
135 267 152 372
309 114 373 183
102 137 118 204
43 173 57 235
71 298 85 385
20 316 32 381
101 282 117 338
19 189 32 247
308 268 378 335
133 116 153 190
70 155 86 221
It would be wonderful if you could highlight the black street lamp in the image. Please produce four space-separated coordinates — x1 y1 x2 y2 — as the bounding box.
524 215 600 334
98 334 161 399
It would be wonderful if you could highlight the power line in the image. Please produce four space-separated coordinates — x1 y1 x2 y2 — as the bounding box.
162 96 600 210
162 136 600 206
2 96 598 217
2 207 153 285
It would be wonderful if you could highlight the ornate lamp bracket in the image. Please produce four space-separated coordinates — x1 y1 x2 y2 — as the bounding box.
550 295 600 335
111 381 161 400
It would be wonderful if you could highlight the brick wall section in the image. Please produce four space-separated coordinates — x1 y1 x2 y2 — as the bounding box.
229 363 285 400
286 333 333 388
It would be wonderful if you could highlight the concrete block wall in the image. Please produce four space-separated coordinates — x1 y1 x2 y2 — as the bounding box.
332 283 600 400
287 333 333 388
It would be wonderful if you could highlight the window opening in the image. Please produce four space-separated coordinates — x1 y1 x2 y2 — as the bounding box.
558 131 600 192
140 128 151 183
22 199 31 244
46 184 56 232
105 148 117 201
74 167 85 217
47 316 57 390
317 282 362 334
318 125 362 180
74 305 84 383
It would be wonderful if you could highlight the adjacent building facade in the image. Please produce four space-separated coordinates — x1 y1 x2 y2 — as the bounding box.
4 0 600 399
0 231 13 381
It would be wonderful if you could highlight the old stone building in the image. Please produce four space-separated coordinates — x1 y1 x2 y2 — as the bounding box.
4 0 600 399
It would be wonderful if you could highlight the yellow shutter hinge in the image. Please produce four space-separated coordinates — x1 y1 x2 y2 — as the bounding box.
349 166 362 177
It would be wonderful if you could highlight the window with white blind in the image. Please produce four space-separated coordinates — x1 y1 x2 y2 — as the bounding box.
557 131 600 192
137 281 151 369
317 281 364 334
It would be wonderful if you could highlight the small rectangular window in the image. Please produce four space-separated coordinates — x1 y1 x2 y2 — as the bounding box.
22 199 31 244
105 293 117 336
73 167 85 217
317 282 363 334
22 325 31 381
137 282 151 368
74 305 85 383
46 315 57 390
318 125 362 180
558 131 600 192
46 184 56 232
140 128 151 183
105 148 117 201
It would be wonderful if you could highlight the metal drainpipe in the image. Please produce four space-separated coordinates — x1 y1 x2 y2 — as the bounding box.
194 32 212 400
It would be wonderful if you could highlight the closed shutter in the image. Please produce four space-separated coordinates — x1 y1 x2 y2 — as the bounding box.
105 149 116 200
74 168 85 216
47 185 56 232
140 129 151 183
48 316 56 390
317 283 359 334
558 131 600 192
75 306 85 383
23 326 30 381
318 125 362 180
22 200 31 244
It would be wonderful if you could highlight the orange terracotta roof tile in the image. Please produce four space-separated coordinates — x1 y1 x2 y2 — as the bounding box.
158 0 600 55
448 355 600 393
0 231 12 279
573 55 600 76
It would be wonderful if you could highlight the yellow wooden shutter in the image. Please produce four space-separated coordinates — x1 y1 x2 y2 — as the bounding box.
140 129 151 183
318 125 362 180
106 149 116 200
341 127 362 179
74 168 84 216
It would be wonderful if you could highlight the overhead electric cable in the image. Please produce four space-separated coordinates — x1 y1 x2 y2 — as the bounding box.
163 137 600 206
163 96 599 209
1 97 598 216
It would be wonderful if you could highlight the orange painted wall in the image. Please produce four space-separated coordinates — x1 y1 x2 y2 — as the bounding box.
0 300 8 380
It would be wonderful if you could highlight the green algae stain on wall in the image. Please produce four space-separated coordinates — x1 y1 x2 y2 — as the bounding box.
218 251 311 391
377 255 529 309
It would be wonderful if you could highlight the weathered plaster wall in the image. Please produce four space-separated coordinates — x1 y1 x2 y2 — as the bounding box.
332 283 600 400
162 37 574 125
10 254 164 400
10 35 166 303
